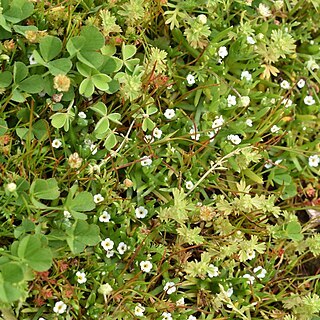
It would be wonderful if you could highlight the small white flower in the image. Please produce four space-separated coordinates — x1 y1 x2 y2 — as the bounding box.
29 53 37 65
207 264 219 278
135 206 148 219
218 46 228 58
101 238 114 251
52 139 62 149
258 3 272 17
309 155 320 167
264 162 273 169
176 297 185 306
89 143 98 155
76 271 87 284
185 180 194 190
162 311 173 320
247 36 256 45
63 210 71 219
140 260 153 273
164 109 175 119
53 301 67 314
275 159 283 165
78 111 86 119
245 119 253 127
240 96 251 107
99 211 111 222
304 95 315 106
117 242 128 255
212 115 224 132
6 182 17 193
94 193 104 204
208 131 215 141
282 98 293 108
241 71 252 81
227 134 242 145
227 94 237 107
297 79 305 88
243 273 255 284
153 127 162 139
226 287 233 297
188 316 197 320
189 127 200 141
144 135 154 144
247 250 256 260
141 156 152 167
134 304 145 317
270 125 280 133
186 74 195 85
306 58 319 71
164 281 176 295
197 14 207 24
253 266 267 279
106 250 114 258
280 80 291 89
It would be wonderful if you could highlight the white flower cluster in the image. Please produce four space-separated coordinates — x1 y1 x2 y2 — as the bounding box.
227 134 242 145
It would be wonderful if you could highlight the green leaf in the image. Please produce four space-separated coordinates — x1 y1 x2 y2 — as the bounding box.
39 35 62 62
0 279 22 303
77 51 104 69
79 78 95 97
31 50 46 65
106 79 120 94
101 56 122 74
13 61 28 83
107 113 121 125
16 127 33 140
104 131 117 150
142 117 155 132
101 45 116 56
76 62 92 77
122 44 137 60
0 262 24 283
66 220 100 254
285 221 303 241
94 117 110 136
0 15 11 33
0 71 12 87
11 88 26 102
32 119 48 140
0 119 8 135
19 75 44 93
17 235 52 271
92 73 111 91
273 172 292 186
66 36 86 56
30 178 60 200
80 26 104 51
124 58 140 72
47 58 72 76
50 113 68 129
3 0 34 24
90 101 108 116
243 168 263 184
69 192 96 212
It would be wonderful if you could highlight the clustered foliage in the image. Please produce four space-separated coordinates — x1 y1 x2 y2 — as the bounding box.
0 0 320 319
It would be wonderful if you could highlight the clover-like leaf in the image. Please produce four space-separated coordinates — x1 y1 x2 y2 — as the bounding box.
17 235 53 272
66 220 100 254
30 178 60 200
39 35 62 62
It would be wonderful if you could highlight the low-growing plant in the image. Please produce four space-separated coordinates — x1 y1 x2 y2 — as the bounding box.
0 0 320 319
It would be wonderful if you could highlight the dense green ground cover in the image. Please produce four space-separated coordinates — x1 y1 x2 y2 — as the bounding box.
0 0 320 319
